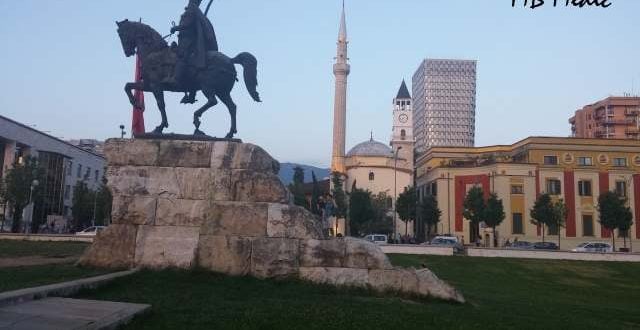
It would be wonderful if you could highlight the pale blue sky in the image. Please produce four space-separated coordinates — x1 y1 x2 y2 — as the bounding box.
1 1 639 167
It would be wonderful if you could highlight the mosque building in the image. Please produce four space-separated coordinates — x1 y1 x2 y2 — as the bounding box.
329 4 414 239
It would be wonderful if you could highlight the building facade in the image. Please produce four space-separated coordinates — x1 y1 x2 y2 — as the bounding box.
415 137 640 251
0 115 106 231
569 97 640 139
412 59 477 156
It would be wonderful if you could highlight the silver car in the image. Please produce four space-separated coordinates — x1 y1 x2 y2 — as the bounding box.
571 242 613 253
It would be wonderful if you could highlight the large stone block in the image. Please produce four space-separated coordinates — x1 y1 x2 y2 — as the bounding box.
212 142 280 174
135 226 200 269
201 202 268 236
155 198 209 227
416 269 465 303
250 237 300 279
111 195 156 225
157 140 212 168
343 238 393 270
368 269 419 294
78 224 138 269
231 170 290 203
197 235 253 276
107 166 212 200
209 169 233 201
299 267 369 288
267 204 324 239
299 239 346 268
104 139 160 167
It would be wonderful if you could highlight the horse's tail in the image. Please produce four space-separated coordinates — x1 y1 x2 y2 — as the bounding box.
232 52 261 102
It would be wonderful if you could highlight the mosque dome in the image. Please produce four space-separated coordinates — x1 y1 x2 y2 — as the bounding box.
347 139 393 157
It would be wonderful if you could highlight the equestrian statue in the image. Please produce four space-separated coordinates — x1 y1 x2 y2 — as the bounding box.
117 0 261 138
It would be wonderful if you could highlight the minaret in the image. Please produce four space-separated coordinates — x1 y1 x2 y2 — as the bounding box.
331 2 350 174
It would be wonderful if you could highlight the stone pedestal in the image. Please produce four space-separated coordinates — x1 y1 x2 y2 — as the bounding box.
79 139 463 303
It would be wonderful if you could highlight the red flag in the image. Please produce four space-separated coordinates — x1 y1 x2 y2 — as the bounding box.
131 55 146 136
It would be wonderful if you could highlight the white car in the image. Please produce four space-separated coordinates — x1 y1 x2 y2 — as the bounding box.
364 234 388 245
571 242 613 253
75 226 107 237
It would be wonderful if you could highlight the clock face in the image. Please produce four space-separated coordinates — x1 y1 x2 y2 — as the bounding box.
399 114 409 123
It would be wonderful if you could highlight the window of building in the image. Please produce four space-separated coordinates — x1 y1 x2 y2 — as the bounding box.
543 156 558 165
369 172 375 181
511 185 524 195
77 164 82 178
582 215 594 237
430 181 438 196
613 158 627 167
95 170 99 182
85 167 91 180
64 185 70 200
401 129 406 140
546 179 562 195
512 213 524 234
577 157 593 166
615 181 627 197
578 180 592 197
67 161 73 176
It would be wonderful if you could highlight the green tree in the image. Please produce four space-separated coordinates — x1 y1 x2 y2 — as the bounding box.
331 172 348 235
530 194 554 243
361 192 393 236
71 180 94 231
94 179 113 226
463 186 486 243
288 166 308 209
4 157 43 233
310 172 321 216
552 199 567 249
349 188 374 237
484 193 505 247
396 186 417 236
618 206 633 250
0 178 6 231
598 191 633 251
419 195 441 239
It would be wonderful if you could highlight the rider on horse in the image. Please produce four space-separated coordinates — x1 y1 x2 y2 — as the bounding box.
164 0 218 104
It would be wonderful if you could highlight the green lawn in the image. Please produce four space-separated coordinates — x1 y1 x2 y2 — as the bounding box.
0 240 90 258
73 255 640 330
0 264 108 292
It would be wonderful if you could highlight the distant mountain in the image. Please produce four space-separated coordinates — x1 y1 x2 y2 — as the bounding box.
279 163 330 185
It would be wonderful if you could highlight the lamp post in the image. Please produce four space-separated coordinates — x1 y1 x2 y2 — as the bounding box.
393 147 402 243
24 179 39 234
119 125 126 139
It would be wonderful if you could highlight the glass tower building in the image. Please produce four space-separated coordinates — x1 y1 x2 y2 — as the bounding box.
412 59 477 155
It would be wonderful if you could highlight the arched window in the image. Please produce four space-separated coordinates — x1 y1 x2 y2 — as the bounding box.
369 172 375 181
401 129 406 140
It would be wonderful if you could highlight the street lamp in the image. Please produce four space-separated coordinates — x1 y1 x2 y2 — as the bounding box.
24 179 39 234
119 125 126 139
393 147 402 243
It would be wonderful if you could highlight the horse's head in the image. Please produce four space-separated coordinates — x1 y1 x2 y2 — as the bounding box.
116 19 136 57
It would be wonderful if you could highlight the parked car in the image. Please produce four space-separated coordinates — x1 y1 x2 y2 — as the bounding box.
429 236 464 253
364 234 388 245
532 242 559 250
75 226 107 237
507 241 534 250
571 242 613 253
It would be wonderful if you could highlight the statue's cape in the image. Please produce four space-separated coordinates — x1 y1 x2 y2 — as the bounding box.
191 6 218 68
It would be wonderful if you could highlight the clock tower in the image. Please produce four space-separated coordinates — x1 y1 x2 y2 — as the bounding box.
391 80 414 165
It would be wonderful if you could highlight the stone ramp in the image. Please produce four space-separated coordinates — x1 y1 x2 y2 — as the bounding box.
0 297 149 330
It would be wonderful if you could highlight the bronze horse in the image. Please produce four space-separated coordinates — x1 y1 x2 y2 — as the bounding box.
116 20 261 138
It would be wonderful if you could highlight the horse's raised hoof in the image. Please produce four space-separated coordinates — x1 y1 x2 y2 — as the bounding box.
194 129 206 136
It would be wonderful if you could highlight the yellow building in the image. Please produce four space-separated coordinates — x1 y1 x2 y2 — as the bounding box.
415 137 640 251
